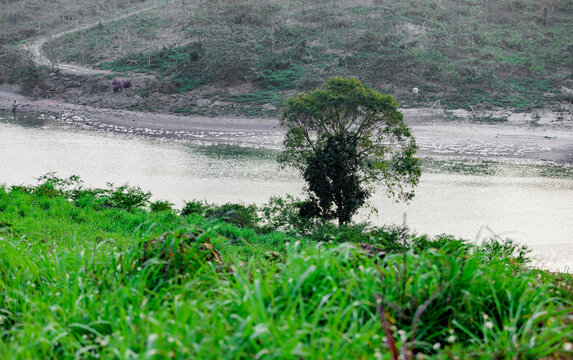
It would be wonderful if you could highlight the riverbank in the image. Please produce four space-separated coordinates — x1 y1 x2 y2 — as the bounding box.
2 84 573 162
0 179 571 359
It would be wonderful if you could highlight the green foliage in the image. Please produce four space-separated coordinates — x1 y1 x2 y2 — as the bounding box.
126 228 223 290
44 15 162 65
280 77 421 225
200 25 264 82
0 46 46 94
99 183 151 211
0 178 571 359
181 200 207 217
149 199 174 213
259 195 318 234
21 173 152 212
205 203 259 229
478 237 532 265
303 132 371 225
22 0 572 114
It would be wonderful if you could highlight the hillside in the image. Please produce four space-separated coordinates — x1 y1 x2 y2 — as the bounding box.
1 0 572 116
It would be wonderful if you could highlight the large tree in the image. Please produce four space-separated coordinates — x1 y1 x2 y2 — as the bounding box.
279 77 421 226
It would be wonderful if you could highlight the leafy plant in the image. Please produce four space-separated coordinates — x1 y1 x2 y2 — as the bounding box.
181 200 207 217
205 203 259 229
259 195 318 234
126 228 223 290
149 200 174 212
0 177 570 359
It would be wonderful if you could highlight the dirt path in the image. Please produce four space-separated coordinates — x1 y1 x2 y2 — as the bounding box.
21 1 162 76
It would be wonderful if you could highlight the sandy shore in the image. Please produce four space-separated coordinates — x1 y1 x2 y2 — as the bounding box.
2 85 573 163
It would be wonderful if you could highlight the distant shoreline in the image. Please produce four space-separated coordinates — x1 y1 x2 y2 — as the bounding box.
2 85 573 163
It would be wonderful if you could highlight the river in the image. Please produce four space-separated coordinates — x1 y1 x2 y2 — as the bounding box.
1 112 572 272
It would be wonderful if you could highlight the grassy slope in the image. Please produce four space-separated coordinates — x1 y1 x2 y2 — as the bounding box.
0 0 157 46
0 0 159 94
38 0 573 116
0 180 572 359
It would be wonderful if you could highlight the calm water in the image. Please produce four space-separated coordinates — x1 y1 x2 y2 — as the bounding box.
1 113 572 271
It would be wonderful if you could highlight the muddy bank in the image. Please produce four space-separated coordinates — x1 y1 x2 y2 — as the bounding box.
1 85 573 163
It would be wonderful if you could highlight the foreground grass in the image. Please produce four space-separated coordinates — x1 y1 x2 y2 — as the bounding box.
0 180 572 359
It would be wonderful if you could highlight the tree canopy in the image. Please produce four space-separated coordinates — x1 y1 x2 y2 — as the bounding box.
279 77 421 225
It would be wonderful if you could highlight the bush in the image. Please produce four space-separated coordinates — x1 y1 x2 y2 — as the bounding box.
0 47 46 95
181 200 207 217
205 203 259 229
127 228 223 290
478 237 532 265
150 200 174 212
259 195 318 234
101 183 151 212
31 174 151 212
200 25 264 82
32 182 62 199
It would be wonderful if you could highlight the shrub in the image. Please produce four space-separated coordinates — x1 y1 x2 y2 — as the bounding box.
0 47 46 94
102 183 151 211
181 200 207 217
205 203 259 228
259 195 318 234
150 200 174 212
32 182 62 198
200 25 264 82
127 228 223 290
478 237 532 265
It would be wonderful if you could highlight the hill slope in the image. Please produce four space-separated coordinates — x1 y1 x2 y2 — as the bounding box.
1 0 572 116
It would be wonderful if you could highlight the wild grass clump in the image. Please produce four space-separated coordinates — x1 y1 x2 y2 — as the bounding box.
125 228 224 290
0 176 571 359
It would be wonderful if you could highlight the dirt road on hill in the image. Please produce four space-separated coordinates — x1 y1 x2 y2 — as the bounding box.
21 1 161 76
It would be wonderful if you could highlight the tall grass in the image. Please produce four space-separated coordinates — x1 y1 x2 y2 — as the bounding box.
0 178 571 359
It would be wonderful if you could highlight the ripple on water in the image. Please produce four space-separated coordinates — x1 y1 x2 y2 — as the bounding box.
1 113 572 272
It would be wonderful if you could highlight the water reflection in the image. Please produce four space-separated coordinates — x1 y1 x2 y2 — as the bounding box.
1 112 46 127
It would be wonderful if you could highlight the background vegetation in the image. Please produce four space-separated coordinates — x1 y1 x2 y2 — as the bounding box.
34 0 573 115
0 175 571 358
0 0 157 95
0 0 152 46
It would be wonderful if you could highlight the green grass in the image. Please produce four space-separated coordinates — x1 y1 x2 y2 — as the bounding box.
0 177 572 359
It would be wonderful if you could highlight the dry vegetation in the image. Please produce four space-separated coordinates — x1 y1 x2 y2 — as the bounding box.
1 0 572 116
0 0 153 45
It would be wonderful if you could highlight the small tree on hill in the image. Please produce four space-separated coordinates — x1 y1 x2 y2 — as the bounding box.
279 77 421 226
